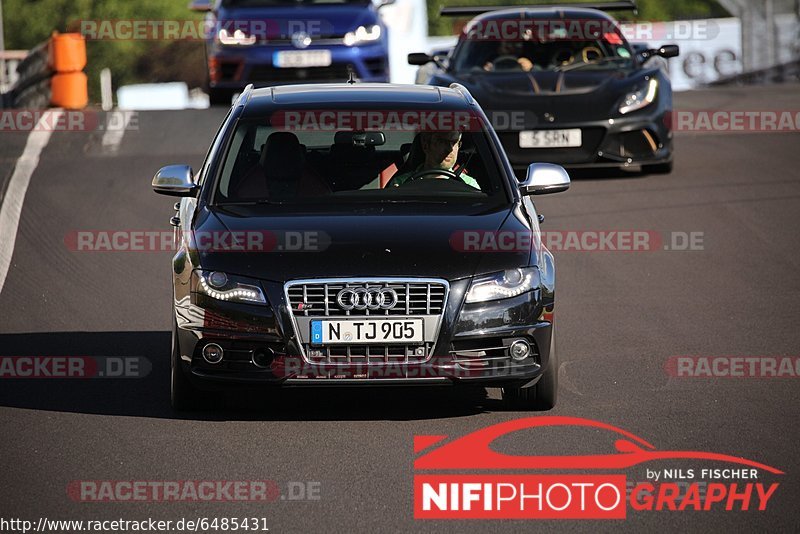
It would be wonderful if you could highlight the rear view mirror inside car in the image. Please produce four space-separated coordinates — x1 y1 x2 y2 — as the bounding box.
334 130 386 147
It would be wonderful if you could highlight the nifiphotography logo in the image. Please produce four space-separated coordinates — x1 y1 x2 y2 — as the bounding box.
413 417 783 519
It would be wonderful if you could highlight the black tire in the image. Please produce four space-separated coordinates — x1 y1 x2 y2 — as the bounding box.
170 317 203 411
502 326 558 411
643 160 673 174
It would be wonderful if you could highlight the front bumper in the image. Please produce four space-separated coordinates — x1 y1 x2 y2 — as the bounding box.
495 110 673 170
174 278 553 389
207 42 389 89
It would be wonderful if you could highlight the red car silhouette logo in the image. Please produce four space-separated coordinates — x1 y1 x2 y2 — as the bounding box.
414 416 784 474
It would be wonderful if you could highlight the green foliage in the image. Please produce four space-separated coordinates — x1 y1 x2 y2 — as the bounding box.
3 0 205 100
427 0 730 36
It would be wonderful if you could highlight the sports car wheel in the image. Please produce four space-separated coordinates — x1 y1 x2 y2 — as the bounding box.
502 325 558 411
171 316 204 411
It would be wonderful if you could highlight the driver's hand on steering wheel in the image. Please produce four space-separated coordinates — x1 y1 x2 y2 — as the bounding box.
518 57 534 71
425 168 453 179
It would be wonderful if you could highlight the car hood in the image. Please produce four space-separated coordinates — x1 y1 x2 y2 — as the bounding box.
434 68 656 123
471 69 628 96
193 204 533 282
217 5 379 39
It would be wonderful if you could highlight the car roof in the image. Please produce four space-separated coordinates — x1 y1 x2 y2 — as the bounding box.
241 83 474 116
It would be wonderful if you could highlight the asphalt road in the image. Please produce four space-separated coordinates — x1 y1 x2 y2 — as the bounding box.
1 84 799 532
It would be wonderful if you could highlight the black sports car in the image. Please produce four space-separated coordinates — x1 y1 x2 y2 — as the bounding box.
409 2 679 173
152 82 570 411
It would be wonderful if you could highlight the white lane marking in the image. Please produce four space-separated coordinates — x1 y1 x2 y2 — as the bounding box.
0 110 63 296
101 109 131 154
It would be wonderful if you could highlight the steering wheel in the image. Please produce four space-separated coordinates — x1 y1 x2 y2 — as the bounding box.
403 167 463 183
490 55 523 71
581 46 603 63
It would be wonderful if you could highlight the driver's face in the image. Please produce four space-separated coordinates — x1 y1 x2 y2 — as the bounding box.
422 132 462 169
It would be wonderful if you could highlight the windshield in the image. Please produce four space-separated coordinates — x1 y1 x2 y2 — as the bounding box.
453 29 634 73
212 113 509 207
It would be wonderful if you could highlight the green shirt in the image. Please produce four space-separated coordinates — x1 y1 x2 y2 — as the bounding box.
389 164 480 190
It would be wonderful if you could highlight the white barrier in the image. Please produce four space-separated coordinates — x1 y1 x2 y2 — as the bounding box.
0 51 28 94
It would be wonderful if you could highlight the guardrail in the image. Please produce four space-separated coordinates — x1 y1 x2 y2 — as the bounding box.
0 50 29 93
1 33 87 110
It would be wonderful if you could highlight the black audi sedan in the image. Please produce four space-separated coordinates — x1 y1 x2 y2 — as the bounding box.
409 3 678 173
153 82 570 411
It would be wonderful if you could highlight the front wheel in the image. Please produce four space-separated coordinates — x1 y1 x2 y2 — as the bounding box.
171 317 203 411
502 326 558 411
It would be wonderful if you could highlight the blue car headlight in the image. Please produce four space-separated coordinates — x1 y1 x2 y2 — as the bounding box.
465 267 540 304
619 78 658 115
217 28 257 46
343 25 382 46
192 270 266 304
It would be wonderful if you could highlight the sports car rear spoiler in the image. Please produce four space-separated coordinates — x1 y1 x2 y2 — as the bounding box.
440 1 637 16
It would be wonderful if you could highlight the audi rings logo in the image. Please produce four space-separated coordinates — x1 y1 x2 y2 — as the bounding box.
336 287 399 311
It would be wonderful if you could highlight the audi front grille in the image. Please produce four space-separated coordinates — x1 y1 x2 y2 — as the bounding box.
284 278 449 365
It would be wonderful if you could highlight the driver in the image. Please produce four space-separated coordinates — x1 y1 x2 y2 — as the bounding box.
483 41 534 72
388 131 480 189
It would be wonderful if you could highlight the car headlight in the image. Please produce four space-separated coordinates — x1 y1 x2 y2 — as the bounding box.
465 267 540 304
217 28 257 46
619 78 658 114
192 270 266 304
343 25 381 46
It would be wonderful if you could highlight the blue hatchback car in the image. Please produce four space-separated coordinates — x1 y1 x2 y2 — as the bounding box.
192 0 393 104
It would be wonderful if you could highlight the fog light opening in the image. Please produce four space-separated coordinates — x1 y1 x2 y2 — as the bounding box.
509 340 531 362
202 343 224 364
252 348 275 369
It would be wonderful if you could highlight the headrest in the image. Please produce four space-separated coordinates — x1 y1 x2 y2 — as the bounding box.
260 132 303 167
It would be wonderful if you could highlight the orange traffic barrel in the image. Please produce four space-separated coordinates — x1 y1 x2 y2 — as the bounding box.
49 33 87 72
51 72 88 109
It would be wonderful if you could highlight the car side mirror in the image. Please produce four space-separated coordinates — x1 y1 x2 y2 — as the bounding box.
520 163 570 195
152 165 199 197
655 44 679 58
408 52 434 66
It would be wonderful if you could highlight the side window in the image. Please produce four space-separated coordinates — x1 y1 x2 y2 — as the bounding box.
218 126 250 198
197 109 232 186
